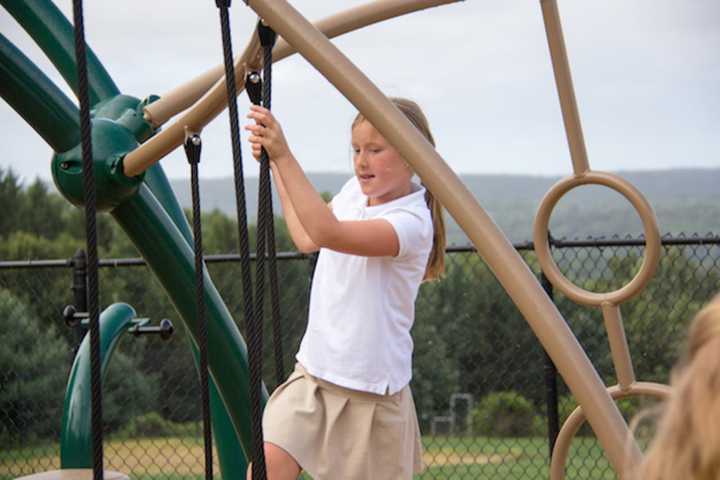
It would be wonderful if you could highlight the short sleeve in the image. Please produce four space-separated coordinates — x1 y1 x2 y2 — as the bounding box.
380 207 433 259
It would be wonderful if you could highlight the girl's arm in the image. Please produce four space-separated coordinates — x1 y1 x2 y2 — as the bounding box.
269 162 319 253
245 106 399 257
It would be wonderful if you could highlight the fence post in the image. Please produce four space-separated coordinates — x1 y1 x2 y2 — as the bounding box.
540 239 561 458
70 248 88 351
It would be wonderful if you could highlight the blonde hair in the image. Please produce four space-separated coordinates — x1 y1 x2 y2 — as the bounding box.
629 294 720 480
352 97 446 281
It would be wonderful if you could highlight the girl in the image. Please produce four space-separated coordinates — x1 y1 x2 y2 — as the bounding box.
628 294 720 480
244 97 445 479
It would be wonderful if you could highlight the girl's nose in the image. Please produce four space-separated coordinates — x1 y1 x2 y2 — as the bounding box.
355 151 368 167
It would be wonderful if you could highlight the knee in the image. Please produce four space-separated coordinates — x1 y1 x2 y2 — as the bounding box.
246 442 300 480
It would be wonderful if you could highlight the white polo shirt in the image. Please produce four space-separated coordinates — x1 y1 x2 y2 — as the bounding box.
296 177 433 395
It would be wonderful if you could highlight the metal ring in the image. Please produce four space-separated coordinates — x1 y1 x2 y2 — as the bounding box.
549 382 671 480
533 171 661 307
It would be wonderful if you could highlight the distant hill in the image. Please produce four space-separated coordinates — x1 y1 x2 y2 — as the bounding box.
168 168 720 243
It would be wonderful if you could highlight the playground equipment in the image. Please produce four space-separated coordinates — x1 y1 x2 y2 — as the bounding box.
59 303 173 467
15 303 173 480
1 0 672 478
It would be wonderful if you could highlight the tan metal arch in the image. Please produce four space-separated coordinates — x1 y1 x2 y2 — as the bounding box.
122 0 670 476
143 0 460 128
550 383 671 480
124 0 460 177
237 0 643 474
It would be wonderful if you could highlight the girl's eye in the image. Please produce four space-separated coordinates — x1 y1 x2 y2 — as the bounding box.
370 148 382 154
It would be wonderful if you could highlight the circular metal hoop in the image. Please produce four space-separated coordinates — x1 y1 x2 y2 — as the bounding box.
549 382 671 480
533 171 661 307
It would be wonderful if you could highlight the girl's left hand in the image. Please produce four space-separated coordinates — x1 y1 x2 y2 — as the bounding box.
245 105 292 164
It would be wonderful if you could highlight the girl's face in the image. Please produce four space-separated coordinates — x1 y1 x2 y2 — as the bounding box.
351 120 413 206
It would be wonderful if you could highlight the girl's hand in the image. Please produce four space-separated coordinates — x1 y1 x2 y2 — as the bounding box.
245 105 291 164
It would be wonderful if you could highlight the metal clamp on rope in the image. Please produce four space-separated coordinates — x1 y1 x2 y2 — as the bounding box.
245 71 262 105
257 20 277 48
183 133 202 165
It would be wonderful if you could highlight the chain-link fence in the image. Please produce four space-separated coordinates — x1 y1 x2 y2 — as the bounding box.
1 234 718 479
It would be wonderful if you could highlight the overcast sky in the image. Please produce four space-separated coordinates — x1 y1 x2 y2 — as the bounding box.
2 1 718 184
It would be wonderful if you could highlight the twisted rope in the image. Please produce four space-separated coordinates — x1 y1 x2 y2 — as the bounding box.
184 135 213 480
71 1 103 478
214 1 264 477
260 30 286 386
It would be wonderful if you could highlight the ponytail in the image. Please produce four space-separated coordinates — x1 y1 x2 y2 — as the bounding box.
423 186 446 282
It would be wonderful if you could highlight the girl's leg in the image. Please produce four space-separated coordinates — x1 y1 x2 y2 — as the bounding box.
246 442 301 480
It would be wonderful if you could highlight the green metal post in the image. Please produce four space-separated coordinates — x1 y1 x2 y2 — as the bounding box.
51 123 249 477
112 184 266 469
4 2 256 472
0 34 79 152
140 164 250 476
1 0 119 105
60 303 137 467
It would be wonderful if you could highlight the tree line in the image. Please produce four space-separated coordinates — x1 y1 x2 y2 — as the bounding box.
1 166 717 445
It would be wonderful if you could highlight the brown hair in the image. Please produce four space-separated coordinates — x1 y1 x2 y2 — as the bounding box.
628 294 720 480
352 97 446 281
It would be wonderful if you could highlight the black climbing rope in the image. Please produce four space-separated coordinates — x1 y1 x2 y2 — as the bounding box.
245 22 284 478
260 23 285 388
246 21 279 480
184 134 213 480
71 1 103 479
214 2 266 478
245 19 285 388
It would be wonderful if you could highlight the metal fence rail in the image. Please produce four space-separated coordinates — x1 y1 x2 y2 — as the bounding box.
1 233 719 479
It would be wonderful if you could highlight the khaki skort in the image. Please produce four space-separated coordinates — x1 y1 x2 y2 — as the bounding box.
263 363 424 479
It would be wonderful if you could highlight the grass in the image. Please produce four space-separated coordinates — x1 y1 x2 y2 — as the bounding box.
1 435 618 479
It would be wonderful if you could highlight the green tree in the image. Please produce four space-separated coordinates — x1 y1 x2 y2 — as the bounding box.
411 312 459 430
554 245 719 401
0 167 24 238
18 179 68 240
102 337 162 432
0 289 67 445
417 251 546 408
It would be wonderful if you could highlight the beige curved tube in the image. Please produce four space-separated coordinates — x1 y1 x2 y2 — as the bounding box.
550 382 671 480
143 65 225 127
602 303 636 390
540 0 589 175
245 0 642 473
533 171 661 307
130 0 460 174
145 0 459 127
123 34 262 177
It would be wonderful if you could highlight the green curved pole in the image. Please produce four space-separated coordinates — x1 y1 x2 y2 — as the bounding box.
3 2 255 472
1 0 119 105
0 47 248 478
60 303 137 467
141 165 250 477
0 33 79 152
112 184 267 468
